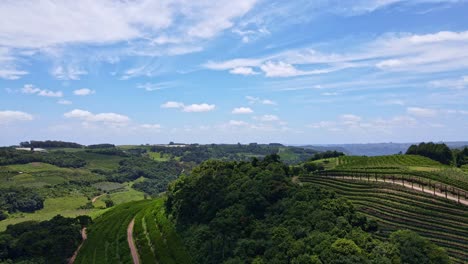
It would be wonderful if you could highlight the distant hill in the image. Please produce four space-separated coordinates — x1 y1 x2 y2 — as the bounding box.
301 141 468 156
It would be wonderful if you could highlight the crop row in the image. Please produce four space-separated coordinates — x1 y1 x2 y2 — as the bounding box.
133 198 191 264
301 177 468 216
302 178 467 263
75 200 153 264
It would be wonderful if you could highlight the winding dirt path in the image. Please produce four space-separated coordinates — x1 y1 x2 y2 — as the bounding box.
127 218 140 264
68 227 87 264
314 176 468 206
91 194 105 203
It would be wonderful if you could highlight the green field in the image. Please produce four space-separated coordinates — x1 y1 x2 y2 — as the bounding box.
133 198 191 264
147 151 171 161
299 176 468 263
74 151 126 171
75 200 154 264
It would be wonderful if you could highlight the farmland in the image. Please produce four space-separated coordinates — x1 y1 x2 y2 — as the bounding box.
299 176 468 263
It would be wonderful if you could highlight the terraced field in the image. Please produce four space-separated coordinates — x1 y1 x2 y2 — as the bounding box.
133 198 190 264
299 176 468 263
74 200 154 264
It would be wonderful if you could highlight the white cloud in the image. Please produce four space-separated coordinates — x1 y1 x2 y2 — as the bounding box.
140 124 162 130
260 61 302 77
57 99 72 105
21 84 63 97
0 110 34 124
246 96 277 105
73 88 95 96
229 67 259 75
253 114 279 122
52 66 87 80
137 82 174 91
64 109 130 125
205 30 468 77
161 101 216 112
407 107 438 117
182 103 216 113
161 101 185 109
429 75 468 89
0 69 28 80
232 107 253 114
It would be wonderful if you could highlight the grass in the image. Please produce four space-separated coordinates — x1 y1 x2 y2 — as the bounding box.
300 176 468 263
75 200 154 264
0 162 104 188
148 151 171 161
0 195 93 231
74 152 126 171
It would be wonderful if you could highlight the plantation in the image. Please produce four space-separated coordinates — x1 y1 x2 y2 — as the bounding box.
133 198 191 264
299 176 468 263
74 200 154 264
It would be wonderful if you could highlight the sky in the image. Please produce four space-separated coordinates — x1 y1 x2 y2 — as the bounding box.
1 0 468 145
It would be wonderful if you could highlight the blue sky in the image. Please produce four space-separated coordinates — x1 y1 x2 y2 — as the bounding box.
1 0 468 145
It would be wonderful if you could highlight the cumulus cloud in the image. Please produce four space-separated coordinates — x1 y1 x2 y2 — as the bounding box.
64 109 130 125
21 84 63 97
229 67 259 75
0 110 34 124
161 101 216 112
232 107 253 114
73 88 95 96
161 101 185 109
183 104 216 113
228 120 249 126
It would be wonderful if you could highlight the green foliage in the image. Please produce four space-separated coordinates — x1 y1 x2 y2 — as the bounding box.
133 178 169 196
0 215 83 263
390 230 450 264
19 140 82 148
86 144 115 149
454 147 468 167
0 187 44 213
311 151 345 161
109 157 183 187
74 200 153 264
166 155 424 264
406 142 453 165
0 148 86 168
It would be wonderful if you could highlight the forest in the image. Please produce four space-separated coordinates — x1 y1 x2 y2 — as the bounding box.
166 155 450 264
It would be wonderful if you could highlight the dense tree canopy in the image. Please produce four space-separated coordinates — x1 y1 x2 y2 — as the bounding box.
0 148 86 168
0 187 44 214
0 215 85 263
406 142 453 165
310 151 345 161
165 155 448 263
19 140 82 149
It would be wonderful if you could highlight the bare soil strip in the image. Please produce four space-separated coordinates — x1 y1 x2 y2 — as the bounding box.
91 194 105 203
127 218 140 264
68 227 87 264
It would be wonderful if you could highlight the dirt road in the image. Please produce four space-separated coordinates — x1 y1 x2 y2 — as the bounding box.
68 227 87 264
320 176 468 206
91 194 104 203
127 218 140 264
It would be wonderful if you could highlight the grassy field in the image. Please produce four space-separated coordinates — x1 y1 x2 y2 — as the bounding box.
299 176 468 263
147 151 171 161
74 152 126 171
0 195 92 231
0 162 104 188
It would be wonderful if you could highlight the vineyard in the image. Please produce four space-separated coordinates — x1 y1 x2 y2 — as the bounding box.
313 155 468 191
299 176 468 263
